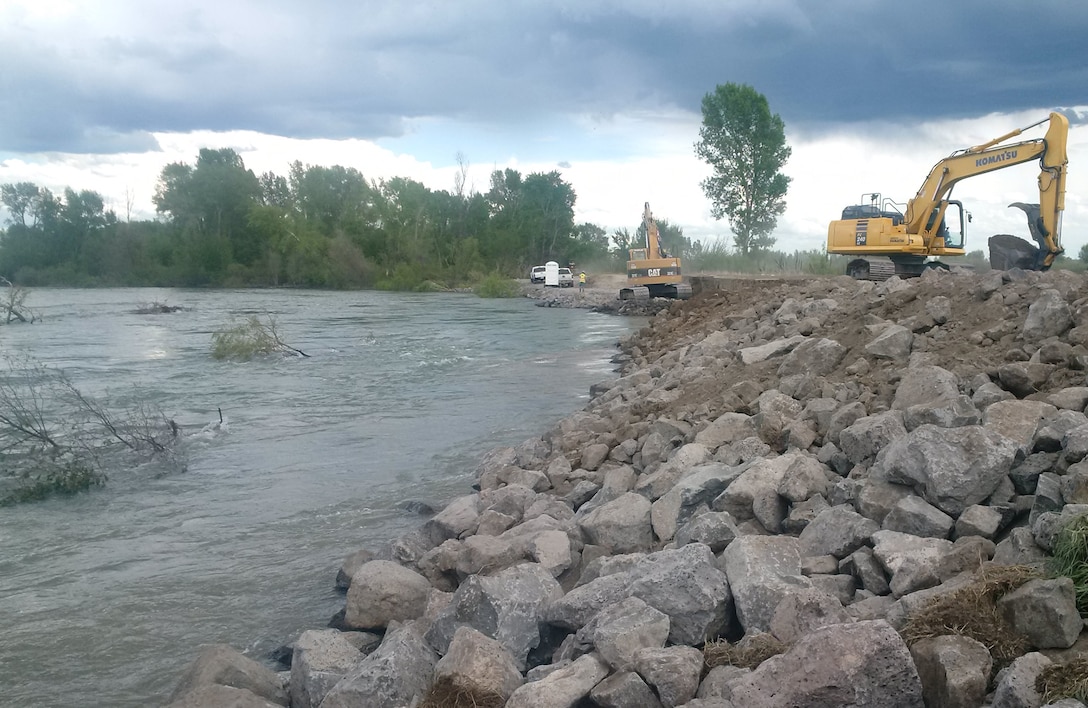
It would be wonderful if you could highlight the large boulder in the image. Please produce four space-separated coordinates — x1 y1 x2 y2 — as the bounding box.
320 622 438 708
871 530 954 597
722 536 812 633
577 492 653 554
909 635 992 708
168 644 287 707
874 424 1019 516
425 562 563 670
546 544 732 645
576 596 670 671
345 560 432 630
505 653 610 708
728 620 923 707
290 630 362 708
1023 288 1073 340
428 626 523 706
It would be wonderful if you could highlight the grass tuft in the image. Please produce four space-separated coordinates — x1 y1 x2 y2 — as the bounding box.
417 675 506 708
703 632 788 670
1038 657 1088 704
900 564 1039 664
1048 514 1088 616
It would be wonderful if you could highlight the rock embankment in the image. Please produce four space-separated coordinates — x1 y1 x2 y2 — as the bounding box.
169 268 1088 708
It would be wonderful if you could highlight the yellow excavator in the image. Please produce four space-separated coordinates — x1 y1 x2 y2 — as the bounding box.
620 202 693 300
827 111 1070 279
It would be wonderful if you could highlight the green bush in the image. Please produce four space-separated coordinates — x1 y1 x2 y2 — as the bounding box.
1 462 106 506
474 273 520 298
211 315 301 361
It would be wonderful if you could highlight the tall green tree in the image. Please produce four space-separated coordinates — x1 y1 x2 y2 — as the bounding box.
695 83 791 254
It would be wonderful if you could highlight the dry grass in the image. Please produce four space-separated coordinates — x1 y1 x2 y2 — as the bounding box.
1038 657 1088 704
417 675 507 708
704 632 788 671
900 564 1040 664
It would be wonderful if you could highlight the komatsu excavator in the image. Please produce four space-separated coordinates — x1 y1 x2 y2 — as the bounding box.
827 112 1070 279
620 202 692 300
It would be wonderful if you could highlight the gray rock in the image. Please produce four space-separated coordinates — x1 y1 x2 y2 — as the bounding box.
768 587 853 644
1023 288 1073 340
577 596 670 671
992 527 1048 566
694 413 758 449
781 494 831 534
799 504 878 559
902 395 981 431
997 362 1055 398
633 645 704 708
953 504 1004 540
909 635 992 708
290 630 362 708
865 324 913 360
857 481 915 525
881 495 954 539
547 544 732 645
997 577 1084 649
581 442 610 471
651 463 745 542
777 338 847 378
728 620 924 708
168 644 288 707
992 652 1052 708
320 622 438 708
839 411 908 464
589 671 664 708
827 401 867 445
454 535 523 577
722 535 813 632
776 454 833 503
697 665 749 700
426 562 563 670
577 492 653 554
505 653 610 708
675 510 740 553
974 381 1016 409
891 365 960 410
839 547 891 596
335 549 375 591
430 626 523 705
983 400 1059 454
871 530 954 597
163 685 282 708
874 424 1019 516
712 454 795 523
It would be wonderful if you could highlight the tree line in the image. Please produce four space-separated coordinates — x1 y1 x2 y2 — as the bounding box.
0 82 799 289
0 152 708 289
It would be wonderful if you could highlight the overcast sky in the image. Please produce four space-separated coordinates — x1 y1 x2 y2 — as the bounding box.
1 0 1086 256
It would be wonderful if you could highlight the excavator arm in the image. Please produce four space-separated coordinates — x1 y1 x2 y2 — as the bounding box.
904 112 1069 267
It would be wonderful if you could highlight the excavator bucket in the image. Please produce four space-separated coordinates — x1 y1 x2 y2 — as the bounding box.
988 234 1039 270
987 203 1049 271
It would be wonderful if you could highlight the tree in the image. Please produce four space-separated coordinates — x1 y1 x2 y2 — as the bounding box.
695 83 791 254
1079 243 1088 264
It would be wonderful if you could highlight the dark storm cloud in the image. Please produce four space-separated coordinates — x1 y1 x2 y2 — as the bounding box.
2 0 1085 154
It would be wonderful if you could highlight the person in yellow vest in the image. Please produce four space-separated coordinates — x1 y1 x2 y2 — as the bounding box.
578 271 586 295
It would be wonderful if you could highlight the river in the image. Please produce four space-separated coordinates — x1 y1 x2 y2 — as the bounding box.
0 287 643 707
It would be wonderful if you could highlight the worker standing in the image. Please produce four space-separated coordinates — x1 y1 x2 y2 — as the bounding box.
578 271 586 295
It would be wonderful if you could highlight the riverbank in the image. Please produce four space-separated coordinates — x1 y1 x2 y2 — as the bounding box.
169 268 1088 707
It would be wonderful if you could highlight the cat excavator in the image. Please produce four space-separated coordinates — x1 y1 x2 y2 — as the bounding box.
620 202 692 300
827 111 1070 279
